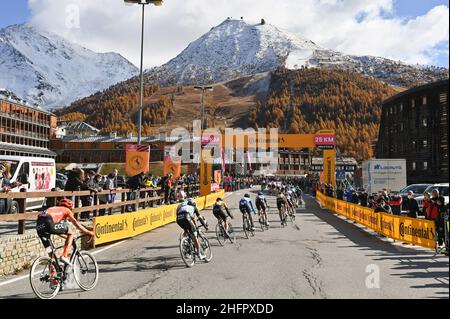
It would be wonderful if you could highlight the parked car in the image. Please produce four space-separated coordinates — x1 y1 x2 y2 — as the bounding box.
415 183 449 211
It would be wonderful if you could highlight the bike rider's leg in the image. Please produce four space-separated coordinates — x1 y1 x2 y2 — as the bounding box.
61 232 73 265
248 211 255 229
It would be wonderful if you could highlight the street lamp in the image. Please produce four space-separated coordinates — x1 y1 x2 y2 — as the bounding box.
194 86 213 130
124 0 163 145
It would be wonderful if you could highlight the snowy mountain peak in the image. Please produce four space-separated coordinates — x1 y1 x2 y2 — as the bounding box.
0 24 138 109
148 18 448 87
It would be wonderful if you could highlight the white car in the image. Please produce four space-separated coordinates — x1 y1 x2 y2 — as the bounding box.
414 183 449 209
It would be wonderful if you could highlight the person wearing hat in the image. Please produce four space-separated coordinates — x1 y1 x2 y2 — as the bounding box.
403 190 419 218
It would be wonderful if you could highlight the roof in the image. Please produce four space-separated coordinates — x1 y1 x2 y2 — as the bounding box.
62 121 100 132
0 142 57 157
383 79 449 105
0 93 55 116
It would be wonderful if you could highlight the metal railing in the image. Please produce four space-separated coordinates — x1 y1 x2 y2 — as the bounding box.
0 183 200 235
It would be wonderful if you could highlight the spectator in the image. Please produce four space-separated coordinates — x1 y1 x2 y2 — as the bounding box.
428 189 446 248
99 173 116 216
351 190 360 204
422 191 432 219
336 187 344 200
389 193 403 216
374 198 392 214
359 191 369 207
163 173 174 204
0 162 23 213
80 170 101 220
126 172 146 212
403 190 419 218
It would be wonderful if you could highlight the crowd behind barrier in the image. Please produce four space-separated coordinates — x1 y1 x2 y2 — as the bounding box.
317 182 449 250
0 167 206 235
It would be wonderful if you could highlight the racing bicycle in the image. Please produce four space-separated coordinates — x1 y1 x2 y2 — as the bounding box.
29 234 98 299
179 216 213 267
215 219 236 246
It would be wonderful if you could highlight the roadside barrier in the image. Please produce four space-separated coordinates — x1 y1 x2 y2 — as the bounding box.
93 190 225 245
316 192 436 249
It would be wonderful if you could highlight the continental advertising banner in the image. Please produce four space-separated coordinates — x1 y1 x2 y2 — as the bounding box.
316 192 435 250
94 190 225 246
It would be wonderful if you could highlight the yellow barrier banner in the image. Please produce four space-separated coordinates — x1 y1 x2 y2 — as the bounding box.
316 192 436 250
94 190 225 245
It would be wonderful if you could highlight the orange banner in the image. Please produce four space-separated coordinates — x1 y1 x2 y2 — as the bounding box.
125 144 149 177
163 156 181 178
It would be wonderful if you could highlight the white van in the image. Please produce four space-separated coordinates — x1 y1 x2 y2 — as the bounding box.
0 156 56 211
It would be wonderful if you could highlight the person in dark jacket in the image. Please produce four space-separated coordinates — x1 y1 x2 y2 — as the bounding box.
403 191 419 218
429 189 446 247
374 198 392 214
126 172 146 212
359 191 369 207
64 168 85 192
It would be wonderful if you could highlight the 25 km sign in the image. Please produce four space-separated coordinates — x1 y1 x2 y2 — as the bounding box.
314 134 335 150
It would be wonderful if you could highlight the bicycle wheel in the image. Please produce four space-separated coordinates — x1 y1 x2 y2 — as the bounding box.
259 216 265 232
199 235 213 263
242 217 249 239
29 256 60 299
73 251 99 291
227 223 236 243
289 208 296 222
180 236 195 267
216 223 226 247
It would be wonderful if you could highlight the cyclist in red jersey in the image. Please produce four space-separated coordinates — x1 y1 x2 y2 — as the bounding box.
36 199 94 266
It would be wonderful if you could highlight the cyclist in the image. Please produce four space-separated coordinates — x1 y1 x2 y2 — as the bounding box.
176 199 206 260
213 197 234 236
36 199 94 266
276 190 288 224
295 186 304 206
239 194 256 231
255 192 269 227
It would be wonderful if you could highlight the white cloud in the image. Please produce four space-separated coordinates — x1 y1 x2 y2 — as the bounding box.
27 0 449 68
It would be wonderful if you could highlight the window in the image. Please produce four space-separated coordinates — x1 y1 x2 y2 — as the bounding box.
423 161 428 170
400 123 404 131
423 140 428 148
412 140 416 150
422 96 427 105
422 118 427 127
412 162 416 171
400 103 403 112
411 99 415 108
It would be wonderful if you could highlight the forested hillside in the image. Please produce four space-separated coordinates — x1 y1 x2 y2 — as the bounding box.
249 68 398 160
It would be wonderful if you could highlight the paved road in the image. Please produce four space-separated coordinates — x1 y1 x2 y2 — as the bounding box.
0 188 448 299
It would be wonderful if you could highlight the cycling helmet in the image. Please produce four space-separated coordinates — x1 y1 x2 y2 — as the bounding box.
58 199 73 209
186 198 197 207
244 193 250 198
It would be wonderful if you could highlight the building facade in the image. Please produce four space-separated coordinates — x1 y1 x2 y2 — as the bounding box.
0 94 57 158
56 121 100 139
376 79 449 184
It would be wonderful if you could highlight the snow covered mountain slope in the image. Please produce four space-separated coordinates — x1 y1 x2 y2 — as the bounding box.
0 24 138 109
147 19 448 88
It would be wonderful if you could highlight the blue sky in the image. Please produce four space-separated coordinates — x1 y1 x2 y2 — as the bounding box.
1 0 449 68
